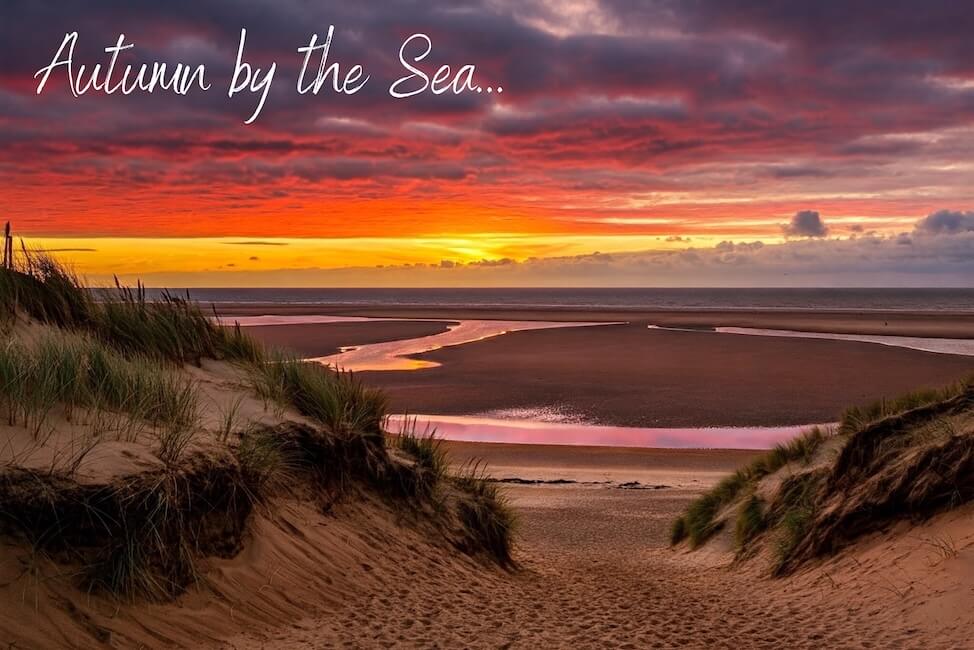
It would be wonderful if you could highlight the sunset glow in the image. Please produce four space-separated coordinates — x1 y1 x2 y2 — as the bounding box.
4 2 974 286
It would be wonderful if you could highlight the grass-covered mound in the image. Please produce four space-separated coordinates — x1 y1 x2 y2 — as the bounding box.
0 255 516 607
0 252 260 364
671 378 974 574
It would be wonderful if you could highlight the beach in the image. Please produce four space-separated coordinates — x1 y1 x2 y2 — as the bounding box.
229 306 974 645
227 440 973 649
1 288 972 649
242 309 974 427
232 305 974 646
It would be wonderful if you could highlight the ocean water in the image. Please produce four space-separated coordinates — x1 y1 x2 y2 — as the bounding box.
156 288 974 312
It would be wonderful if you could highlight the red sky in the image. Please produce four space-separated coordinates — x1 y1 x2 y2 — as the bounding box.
2 1 974 285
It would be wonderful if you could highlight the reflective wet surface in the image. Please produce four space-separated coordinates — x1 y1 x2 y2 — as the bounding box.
311 319 615 371
386 413 831 449
649 325 974 356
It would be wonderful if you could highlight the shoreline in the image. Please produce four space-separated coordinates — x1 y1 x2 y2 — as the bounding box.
240 316 974 429
441 439 761 485
217 303 974 338
388 412 829 450
241 307 974 428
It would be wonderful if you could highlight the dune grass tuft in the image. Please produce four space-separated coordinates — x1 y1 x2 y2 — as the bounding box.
0 458 254 602
92 282 265 365
770 470 826 573
671 426 829 548
392 417 448 499
735 494 766 549
453 461 517 566
670 517 688 545
839 381 970 434
0 252 93 328
251 353 387 438
236 425 299 500
1 258 265 366
0 331 200 449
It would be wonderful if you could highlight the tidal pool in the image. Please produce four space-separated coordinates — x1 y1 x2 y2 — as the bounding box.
648 325 974 356
386 413 831 450
311 319 616 371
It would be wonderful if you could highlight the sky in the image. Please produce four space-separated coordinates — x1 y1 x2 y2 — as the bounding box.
2 1 974 287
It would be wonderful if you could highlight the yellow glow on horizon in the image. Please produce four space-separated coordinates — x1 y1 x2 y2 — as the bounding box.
23 233 743 286
20 219 903 287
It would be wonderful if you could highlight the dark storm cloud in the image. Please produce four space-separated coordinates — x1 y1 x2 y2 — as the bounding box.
914 210 974 235
783 211 829 238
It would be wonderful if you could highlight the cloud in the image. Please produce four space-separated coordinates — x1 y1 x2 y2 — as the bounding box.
4 0 974 248
914 210 974 235
123 232 974 288
782 210 828 238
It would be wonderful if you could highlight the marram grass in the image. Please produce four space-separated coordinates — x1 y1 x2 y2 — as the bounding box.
0 331 200 453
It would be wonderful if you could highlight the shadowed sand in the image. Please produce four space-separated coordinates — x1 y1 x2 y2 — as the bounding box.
228 441 972 649
242 320 453 357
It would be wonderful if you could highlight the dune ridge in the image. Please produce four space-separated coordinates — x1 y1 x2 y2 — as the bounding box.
0 255 513 648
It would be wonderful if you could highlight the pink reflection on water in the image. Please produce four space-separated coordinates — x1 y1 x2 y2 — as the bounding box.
387 414 833 450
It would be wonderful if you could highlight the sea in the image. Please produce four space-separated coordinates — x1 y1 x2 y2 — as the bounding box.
149 288 974 313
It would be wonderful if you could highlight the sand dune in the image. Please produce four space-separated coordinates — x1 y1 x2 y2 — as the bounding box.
225 440 973 649
3 273 973 649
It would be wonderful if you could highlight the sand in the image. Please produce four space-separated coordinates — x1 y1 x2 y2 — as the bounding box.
222 441 973 649
244 320 974 426
3 393 970 648
235 305 974 427
241 320 452 357
4 309 971 648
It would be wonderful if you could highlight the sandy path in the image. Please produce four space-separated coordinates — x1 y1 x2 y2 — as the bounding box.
245 485 927 649
227 445 950 649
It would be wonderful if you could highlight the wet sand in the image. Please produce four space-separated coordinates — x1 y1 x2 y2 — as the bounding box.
225 309 974 648
442 440 760 484
365 323 973 426
242 320 452 357
240 315 974 427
